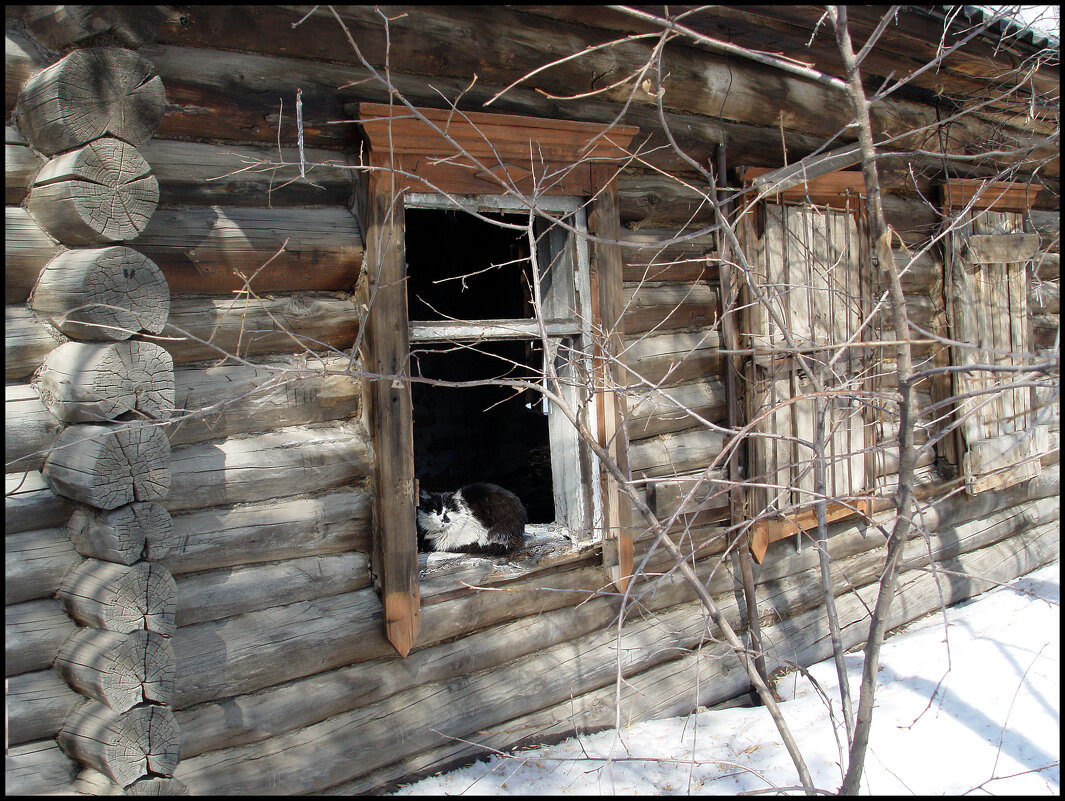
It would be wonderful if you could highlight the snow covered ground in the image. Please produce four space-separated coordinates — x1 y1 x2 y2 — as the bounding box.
393 560 1060 795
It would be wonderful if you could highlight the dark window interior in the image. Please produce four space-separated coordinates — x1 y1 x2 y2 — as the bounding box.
405 208 533 322
406 208 555 524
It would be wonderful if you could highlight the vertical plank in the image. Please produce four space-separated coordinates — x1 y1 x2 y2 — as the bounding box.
589 166 633 592
360 168 420 657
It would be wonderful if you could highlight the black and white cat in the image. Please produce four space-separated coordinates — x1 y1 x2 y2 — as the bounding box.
416 482 527 556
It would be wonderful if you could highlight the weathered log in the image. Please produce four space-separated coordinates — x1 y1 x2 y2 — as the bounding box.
6 125 41 205
3 739 78 796
622 282 718 335
6 669 82 747
175 552 370 627
5 26 52 116
5 205 57 304
172 481 1058 760
141 138 356 208
30 246 170 340
5 383 62 473
649 469 731 519
5 526 83 605
54 628 175 711
8 293 362 379
26 137 159 245
626 377 726 439
5 598 77 676
73 767 190 796
165 421 371 512
6 304 66 380
23 6 169 49
9 205 362 304
16 47 165 155
620 225 717 281
67 501 176 564
42 422 170 509
628 427 725 478
58 700 180 787
10 478 372 574
5 469 75 534
166 356 360 447
35 340 174 423
155 6 1044 176
1032 314 1057 350
6 135 356 209
170 558 608 709
173 517 1058 795
623 328 723 386
135 206 363 294
56 559 177 635
163 489 371 576
158 293 362 366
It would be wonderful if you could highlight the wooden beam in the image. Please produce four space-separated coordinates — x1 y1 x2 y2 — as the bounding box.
750 499 872 563
359 170 420 658
589 166 634 592
941 178 1042 213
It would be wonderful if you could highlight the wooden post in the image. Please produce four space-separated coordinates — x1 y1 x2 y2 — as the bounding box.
359 168 420 657
589 166 634 592
715 143 767 684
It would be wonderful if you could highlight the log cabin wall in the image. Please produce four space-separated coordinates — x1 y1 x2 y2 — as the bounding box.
5 5 1058 795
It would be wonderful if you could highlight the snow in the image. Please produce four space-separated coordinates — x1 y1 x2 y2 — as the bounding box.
393 560 1060 795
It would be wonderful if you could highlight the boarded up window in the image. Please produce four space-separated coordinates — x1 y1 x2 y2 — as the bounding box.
945 208 1048 494
744 199 877 561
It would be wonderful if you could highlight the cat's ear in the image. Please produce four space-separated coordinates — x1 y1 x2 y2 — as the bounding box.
419 490 431 504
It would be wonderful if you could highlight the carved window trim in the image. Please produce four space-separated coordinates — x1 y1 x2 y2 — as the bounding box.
356 103 638 656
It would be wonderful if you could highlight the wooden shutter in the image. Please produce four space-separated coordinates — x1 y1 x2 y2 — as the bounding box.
945 207 1047 494
745 200 873 562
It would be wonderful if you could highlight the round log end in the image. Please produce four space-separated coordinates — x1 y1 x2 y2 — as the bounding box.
42 423 171 509
31 246 171 341
17 48 166 155
67 501 175 564
27 138 160 246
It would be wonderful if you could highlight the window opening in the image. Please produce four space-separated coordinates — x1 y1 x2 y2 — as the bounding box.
741 192 879 562
404 194 598 541
943 203 1048 494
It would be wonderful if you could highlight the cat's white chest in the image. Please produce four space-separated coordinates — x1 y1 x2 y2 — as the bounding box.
418 493 490 550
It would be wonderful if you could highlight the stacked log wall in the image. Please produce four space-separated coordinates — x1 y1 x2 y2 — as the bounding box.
6 5 1058 796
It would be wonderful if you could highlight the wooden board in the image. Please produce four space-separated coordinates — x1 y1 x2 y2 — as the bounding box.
947 209 1046 494
745 200 871 552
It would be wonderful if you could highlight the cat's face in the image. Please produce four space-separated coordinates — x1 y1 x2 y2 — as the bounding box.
417 490 457 536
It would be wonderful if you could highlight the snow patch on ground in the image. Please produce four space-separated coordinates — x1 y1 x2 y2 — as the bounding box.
394 560 1060 795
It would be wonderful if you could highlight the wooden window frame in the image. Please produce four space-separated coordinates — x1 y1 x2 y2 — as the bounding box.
940 178 1048 495
737 168 877 562
356 103 638 656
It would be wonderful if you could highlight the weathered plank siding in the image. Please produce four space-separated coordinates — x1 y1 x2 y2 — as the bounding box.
5 5 1057 795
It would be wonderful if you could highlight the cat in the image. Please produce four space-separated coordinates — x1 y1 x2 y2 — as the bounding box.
416 482 527 556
